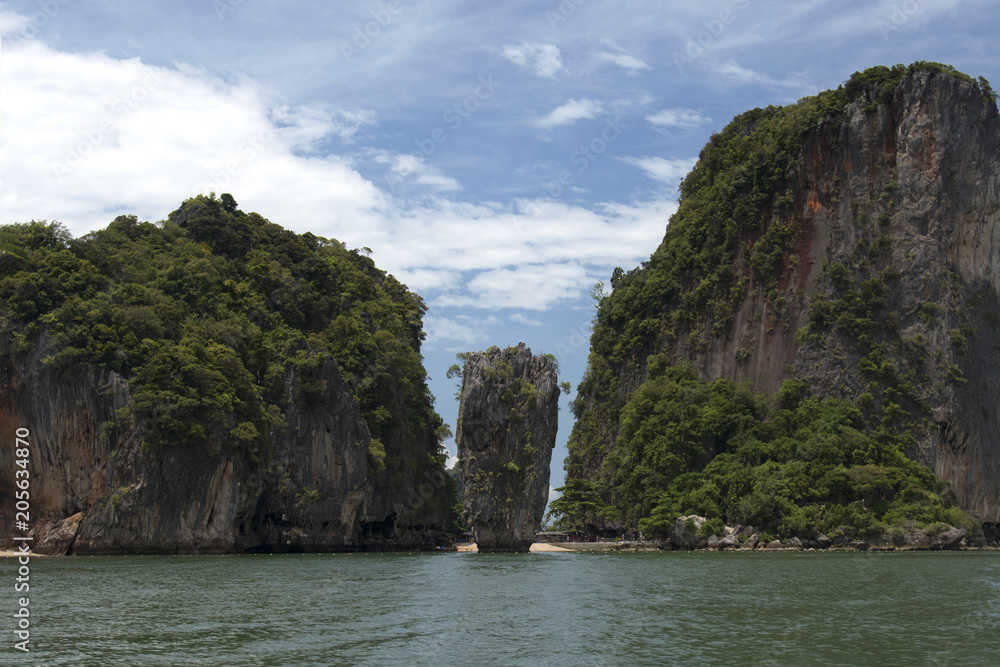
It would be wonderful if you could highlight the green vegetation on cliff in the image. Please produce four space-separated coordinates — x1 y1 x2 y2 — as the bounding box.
553 361 974 539
590 63 983 376
558 63 989 541
0 195 450 500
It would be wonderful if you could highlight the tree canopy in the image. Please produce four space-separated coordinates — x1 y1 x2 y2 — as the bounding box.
0 195 448 480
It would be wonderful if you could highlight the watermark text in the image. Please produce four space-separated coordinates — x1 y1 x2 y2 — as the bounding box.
12 427 32 653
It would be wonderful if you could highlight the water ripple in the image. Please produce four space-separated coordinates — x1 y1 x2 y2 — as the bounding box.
3 550 998 665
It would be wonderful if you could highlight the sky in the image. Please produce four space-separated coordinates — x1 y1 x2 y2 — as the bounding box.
1 0 998 506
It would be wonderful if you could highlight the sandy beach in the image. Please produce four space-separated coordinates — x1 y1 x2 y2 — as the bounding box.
0 550 42 557
455 542 574 552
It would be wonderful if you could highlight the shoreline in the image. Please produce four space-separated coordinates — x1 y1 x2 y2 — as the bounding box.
461 540 1000 554
537 540 1000 553
5 543 997 557
456 542 575 553
0 550 45 558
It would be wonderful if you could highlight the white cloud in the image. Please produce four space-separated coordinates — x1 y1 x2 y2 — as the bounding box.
373 152 461 192
0 40 384 233
424 314 497 347
510 313 543 327
391 268 461 293
620 156 698 186
0 37 673 315
370 196 673 306
271 104 375 151
500 42 563 78
595 52 650 76
534 98 603 129
0 10 29 36
714 60 808 88
646 108 711 129
461 263 597 310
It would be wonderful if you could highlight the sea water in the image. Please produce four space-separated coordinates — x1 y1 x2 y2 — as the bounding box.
3 550 998 665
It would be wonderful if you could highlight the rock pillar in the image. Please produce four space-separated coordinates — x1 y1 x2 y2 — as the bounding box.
456 343 559 552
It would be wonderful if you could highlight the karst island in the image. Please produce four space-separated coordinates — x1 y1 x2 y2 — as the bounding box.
2 63 1000 555
453 343 561 552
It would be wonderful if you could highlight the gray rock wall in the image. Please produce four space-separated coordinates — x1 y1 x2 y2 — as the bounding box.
0 339 444 553
580 71 1000 522
788 72 1000 520
456 343 559 552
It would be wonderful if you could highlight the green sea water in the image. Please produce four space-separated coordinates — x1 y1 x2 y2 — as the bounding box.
3 550 998 666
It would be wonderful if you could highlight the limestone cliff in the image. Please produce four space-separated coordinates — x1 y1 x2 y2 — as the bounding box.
792 70 1000 521
686 68 1000 520
568 64 1000 528
456 344 559 552
0 195 454 553
0 335 450 554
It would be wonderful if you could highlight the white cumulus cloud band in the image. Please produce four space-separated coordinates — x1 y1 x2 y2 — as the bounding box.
1 37 675 316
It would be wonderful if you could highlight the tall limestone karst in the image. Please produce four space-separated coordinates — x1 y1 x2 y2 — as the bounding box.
0 195 456 554
562 63 1000 541
456 344 559 552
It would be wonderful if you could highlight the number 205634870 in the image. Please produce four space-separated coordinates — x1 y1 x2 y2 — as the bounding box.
15 428 31 527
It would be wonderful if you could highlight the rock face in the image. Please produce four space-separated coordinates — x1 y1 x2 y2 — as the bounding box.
570 68 1000 523
783 71 1000 521
0 340 445 554
456 344 559 552
0 196 458 555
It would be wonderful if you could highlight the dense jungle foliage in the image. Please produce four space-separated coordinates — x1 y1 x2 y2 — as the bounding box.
551 362 975 540
555 63 989 540
0 195 450 490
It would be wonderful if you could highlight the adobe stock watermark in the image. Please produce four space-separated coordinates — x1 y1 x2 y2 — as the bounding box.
340 1 405 63
384 74 501 191
12 427 33 653
51 70 163 180
517 116 623 222
876 0 925 40
406 462 454 516
412 75 500 160
672 0 751 73
552 319 593 360
203 127 275 193
7 0 73 42
544 0 588 30
214 0 245 21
